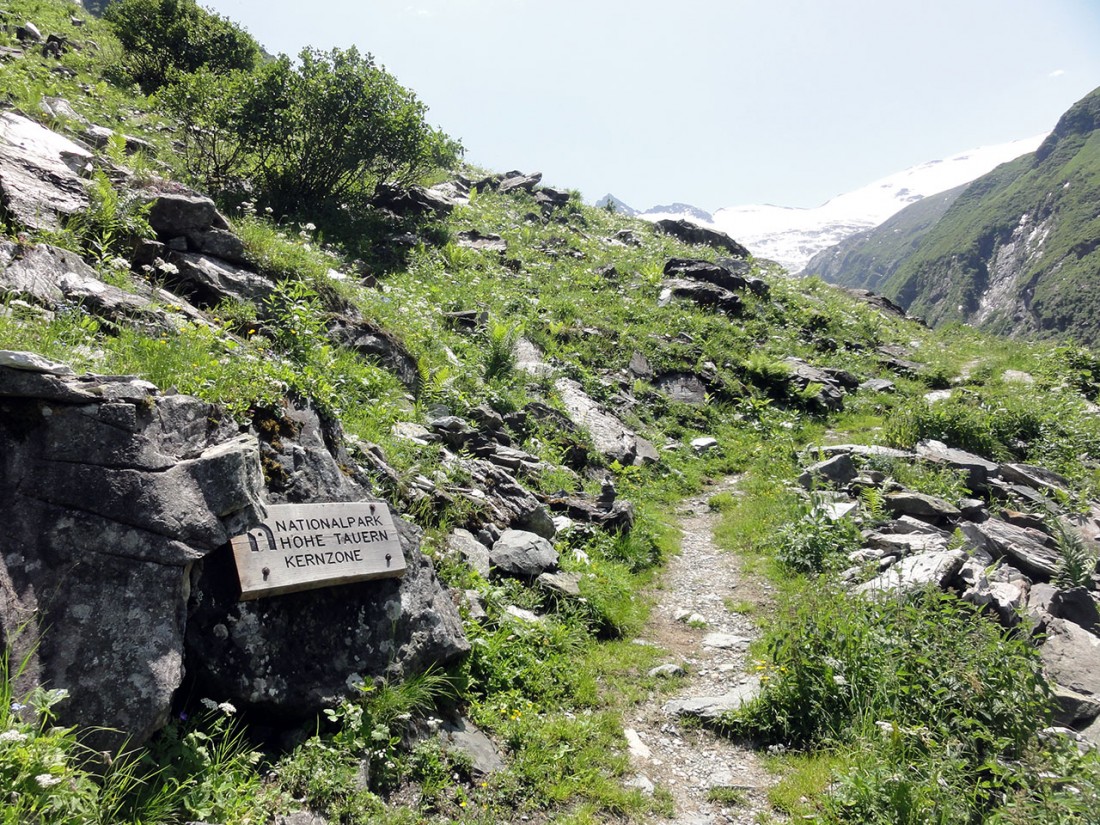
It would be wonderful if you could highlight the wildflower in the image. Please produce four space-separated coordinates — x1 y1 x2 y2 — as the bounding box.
10 702 26 713
217 701 237 716
35 774 61 788
0 730 28 743
200 698 218 711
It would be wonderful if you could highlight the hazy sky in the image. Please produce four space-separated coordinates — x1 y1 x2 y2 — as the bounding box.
202 0 1100 210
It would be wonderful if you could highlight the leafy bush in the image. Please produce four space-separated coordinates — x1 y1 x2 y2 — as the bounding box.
725 588 1051 756
774 501 861 574
105 0 259 91
161 47 462 215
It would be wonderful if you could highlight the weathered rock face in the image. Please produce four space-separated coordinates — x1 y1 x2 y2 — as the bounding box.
554 377 656 466
0 351 469 746
0 112 91 231
0 352 263 748
186 519 468 714
186 398 468 714
652 219 750 257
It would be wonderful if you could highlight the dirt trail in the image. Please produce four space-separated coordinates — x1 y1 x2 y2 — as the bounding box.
624 478 776 824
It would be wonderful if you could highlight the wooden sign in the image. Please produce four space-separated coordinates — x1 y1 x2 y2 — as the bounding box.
230 501 406 600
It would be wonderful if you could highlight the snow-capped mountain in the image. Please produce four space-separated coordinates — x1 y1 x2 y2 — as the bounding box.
620 135 1046 273
641 203 714 224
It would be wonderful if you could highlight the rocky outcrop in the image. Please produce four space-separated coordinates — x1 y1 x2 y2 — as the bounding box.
0 112 91 231
652 219 750 257
0 350 468 746
555 377 657 467
0 352 262 748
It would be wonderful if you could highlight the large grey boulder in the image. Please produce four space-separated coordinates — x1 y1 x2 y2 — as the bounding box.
855 549 967 595
652 219 750 257
186 399 469 713
884 492 961 522
555 377 654 466
0 112 91 231
798 453 856 489
147 193 230 238
1041 618 1100 698
658 278 742 315
186 518 468 714
166 251 275 307
960 519 1060 581
490 529 558 578
0 355 263 749
0 241 169 329
662 258 748 292
915 440 1000 490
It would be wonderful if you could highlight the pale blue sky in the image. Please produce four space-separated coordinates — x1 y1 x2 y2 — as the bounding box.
203 0 1100 210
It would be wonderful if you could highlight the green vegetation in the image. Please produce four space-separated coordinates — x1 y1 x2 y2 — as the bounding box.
105 0 260 91
2 2 1100 822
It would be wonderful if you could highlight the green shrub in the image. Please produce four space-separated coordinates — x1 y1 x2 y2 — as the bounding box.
161 47 462 215
105 0 259 92
725 588 1051 756
774 501 861 574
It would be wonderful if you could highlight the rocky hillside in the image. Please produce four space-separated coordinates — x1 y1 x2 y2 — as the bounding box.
879 86 1100 342
2 3 1100 824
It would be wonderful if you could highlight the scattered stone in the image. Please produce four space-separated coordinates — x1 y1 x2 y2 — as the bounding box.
0 349 74 375
999 463 1072 495
798 453 856 489
663 258 748 292
446 528 490 578
782 358 846 410
456 229 507 252
555 377 651 466
819 443 914 460
537 570 583 598
1052 685 1100 727
915 440 1000 490
439 717 505 776
702 633 750 650
165 252 274 308
490 529 559 578
1041 618 1100 698
628 350 653 379
655 372 708 404
658 278 742 315
883 492 961 522
146 193 230 238
859 378 895 393
855 549 967 594
648 663 686 678
1051 587 1100 635
498 171 542 194
662 678 761 722
624 728 652 759
691 436 718 453
504 605 544 623
960 519 1060 581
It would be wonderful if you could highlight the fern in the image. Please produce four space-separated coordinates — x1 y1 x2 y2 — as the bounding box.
1053 520 1096 589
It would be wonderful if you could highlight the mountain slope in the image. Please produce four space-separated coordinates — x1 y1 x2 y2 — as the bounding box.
802 183 968 289
626 136 1042 272
881 86 1100 342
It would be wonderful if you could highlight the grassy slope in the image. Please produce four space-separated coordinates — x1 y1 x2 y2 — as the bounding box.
882 86 1100 342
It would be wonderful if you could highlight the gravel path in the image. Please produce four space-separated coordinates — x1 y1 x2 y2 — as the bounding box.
624 479 777 824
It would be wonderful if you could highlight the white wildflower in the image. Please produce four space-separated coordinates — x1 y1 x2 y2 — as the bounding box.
35 774 61 788
217 701 237 716
0 729 28 743
199 698 218 711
